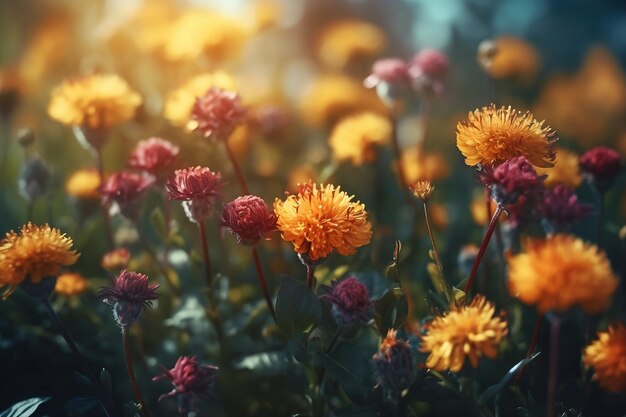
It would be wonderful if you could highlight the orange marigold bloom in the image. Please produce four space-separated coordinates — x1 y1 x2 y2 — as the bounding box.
535 147 582 189
48 74 142 130
0 223 79 298
274 183 372 262
583 323 626 393
329 112 391 165
456 104 556 168
420 295 508 372
54 272 88 296
508 234 618 314
65 168 102 199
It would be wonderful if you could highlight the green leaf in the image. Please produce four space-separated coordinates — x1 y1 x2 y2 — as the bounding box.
323 342 374 405
374 287 408 335
426 261 454 306
275 276 322 336
65 397 99 416
233 351 294 375
72 371 92 389
0 397 51 417
383 241 402 285
100 368 113 406
478 352 541 406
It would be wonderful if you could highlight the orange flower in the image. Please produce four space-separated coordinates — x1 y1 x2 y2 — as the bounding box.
456 105 556 168
420 295 508 372
508 234 618 314
274 183 372 261
65 168 102 199
0 223 79 298
48 74 142 130
535 147 582 189
329 112 391 164
583 323 626 393
55 272 88 296
399 147 450 183
478 37 539 82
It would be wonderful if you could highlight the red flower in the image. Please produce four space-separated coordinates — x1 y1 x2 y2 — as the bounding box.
220 195 276 246
99 270 159 327
480 156 544 206
166 166 222 223
579 146 623 192
191 87 247 140
128 137 179 177
363 58 410 88
100 171 154 220
409 49 449 95
537 185 593 232
320 276 372 326
153 356 218 416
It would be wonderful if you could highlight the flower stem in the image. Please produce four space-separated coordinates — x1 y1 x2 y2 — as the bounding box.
464 204 503 295
41 298 117 417
198 221 213 289
388 110 412 206
122 328 150 417
92 147 114 249
306 264 317 290
423 200 454 305
224 140 250 195
592 185 604 247
135 222 180 297
251 246 276 322
546 315 561 417
514 314 543 385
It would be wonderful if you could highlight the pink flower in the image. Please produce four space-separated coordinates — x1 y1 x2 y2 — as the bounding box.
220 195 276 246
537 185 592 232
166 166 222 223
153 356 218 416
373 330 417 396
480 156 544 206
363 58 410 88
100 171 154 220
579 146 623 192
191 88 247 141
99 270 159 328
409 49 449 95
320 276 372 326
128 137 179 177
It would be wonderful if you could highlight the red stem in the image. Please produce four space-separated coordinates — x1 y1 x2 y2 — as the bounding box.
224 140 250 195
464 204 503 295
251 246 276 321
306 264 317 290
122 328 150 417
514 314 543 385
547 315 561 417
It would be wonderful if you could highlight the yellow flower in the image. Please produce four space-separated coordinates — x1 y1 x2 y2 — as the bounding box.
300 74 387 128
329 112 391 164
470 193 505 226
535 147 582 188
316 19 386 69
274 183 372 261
161 10 248 62
508 234 618 314
583 323 626 393
48 74 142 130
456 104 556 168
420 295 508 372
164 72 237 130
0 223 80 298
399 146 450 183
65 169 102 199
54 272 88 296
478 37 539 82
409 180 435 202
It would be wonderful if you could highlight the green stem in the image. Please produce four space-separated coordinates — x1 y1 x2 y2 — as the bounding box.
306 264 317 290
423 201 453 304
122 328 149 417
224 140 250 195
93 147 114 249
251 246 276 321
514 314 543 386
546 315 561 417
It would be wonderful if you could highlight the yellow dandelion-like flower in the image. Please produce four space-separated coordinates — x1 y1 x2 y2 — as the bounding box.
300 74 387 128
583 323 626 393
409 180 435 202
274 183 372 261
164 71 237 130
54 272 88 296
456 104 556 168
316 19 386 69
420 295 508 372
399 147 450 183
0 223 80 298
329 112 391 165
535 147 582 189
508 234 618 314
48 74 142 130
65 168 102 199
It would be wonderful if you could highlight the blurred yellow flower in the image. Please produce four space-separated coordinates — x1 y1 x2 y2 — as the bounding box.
478 37 539 83
399 147 450 183
316 19 386 69
329 112 391 164
0 223 79 298
456 104 555 168
48 74 142 130
470 193 504 226
535 147 582 189
54 272 88 296
300 74 387 128
164 72 237 129
66 169 102 199
274 183 372 261
508 234 618 314
584 323 626 393
420 295 508 372
161 10 248 62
